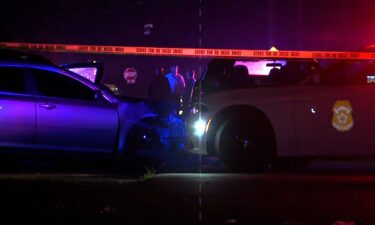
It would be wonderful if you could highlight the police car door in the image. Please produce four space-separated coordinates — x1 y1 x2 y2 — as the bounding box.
293 61 375 157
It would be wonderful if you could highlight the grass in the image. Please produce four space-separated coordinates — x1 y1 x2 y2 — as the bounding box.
138 166 157 181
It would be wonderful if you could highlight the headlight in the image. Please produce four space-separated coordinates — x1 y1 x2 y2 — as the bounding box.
193 119 207 137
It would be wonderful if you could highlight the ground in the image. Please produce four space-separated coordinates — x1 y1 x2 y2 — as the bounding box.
0 156 374 225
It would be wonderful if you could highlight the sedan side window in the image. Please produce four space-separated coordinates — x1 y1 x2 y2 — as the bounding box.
0 67 26 94
32 69 96 101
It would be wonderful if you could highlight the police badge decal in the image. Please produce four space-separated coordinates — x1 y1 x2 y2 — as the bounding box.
332 100 354 132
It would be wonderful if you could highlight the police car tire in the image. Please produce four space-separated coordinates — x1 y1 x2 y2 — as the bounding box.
217 112 275 172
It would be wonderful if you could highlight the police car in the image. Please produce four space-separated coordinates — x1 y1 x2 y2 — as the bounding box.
188 57 375 171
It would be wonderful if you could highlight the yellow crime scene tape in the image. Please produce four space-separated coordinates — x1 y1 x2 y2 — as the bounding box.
1 42 375 60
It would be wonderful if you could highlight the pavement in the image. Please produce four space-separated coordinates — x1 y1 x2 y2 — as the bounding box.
0 157 375 225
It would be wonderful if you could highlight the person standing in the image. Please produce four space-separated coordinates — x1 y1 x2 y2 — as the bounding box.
147 67 173 103
165 65 186 105
183 70 197 112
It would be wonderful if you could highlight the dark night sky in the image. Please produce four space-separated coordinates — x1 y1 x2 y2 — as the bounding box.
1 0 375 97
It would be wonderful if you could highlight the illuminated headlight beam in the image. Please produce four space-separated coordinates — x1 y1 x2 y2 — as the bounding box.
193 119 207 137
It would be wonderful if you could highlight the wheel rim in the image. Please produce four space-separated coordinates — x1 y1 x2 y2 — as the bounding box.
218 117 273 171
233 128 258 154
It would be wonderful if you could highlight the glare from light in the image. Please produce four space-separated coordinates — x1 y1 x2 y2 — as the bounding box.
193 119 206 137
205 118 212 133
367 75 375 83
269 46 278 52
192 106 199 114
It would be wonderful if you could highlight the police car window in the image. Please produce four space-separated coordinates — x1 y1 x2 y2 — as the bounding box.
68 67 97 83
32 69 96 101
0 67 26 94
320 61 374 85
234 60 286 76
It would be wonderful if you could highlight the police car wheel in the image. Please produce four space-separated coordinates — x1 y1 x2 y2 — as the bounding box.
217 113 275 172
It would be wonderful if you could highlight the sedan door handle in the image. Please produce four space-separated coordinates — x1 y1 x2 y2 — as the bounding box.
39 103 56 110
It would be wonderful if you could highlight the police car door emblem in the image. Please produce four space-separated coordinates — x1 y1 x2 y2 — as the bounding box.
332 100 354 132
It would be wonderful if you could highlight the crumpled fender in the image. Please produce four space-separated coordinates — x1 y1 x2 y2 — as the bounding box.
116 99 184 154
116 101 156 154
